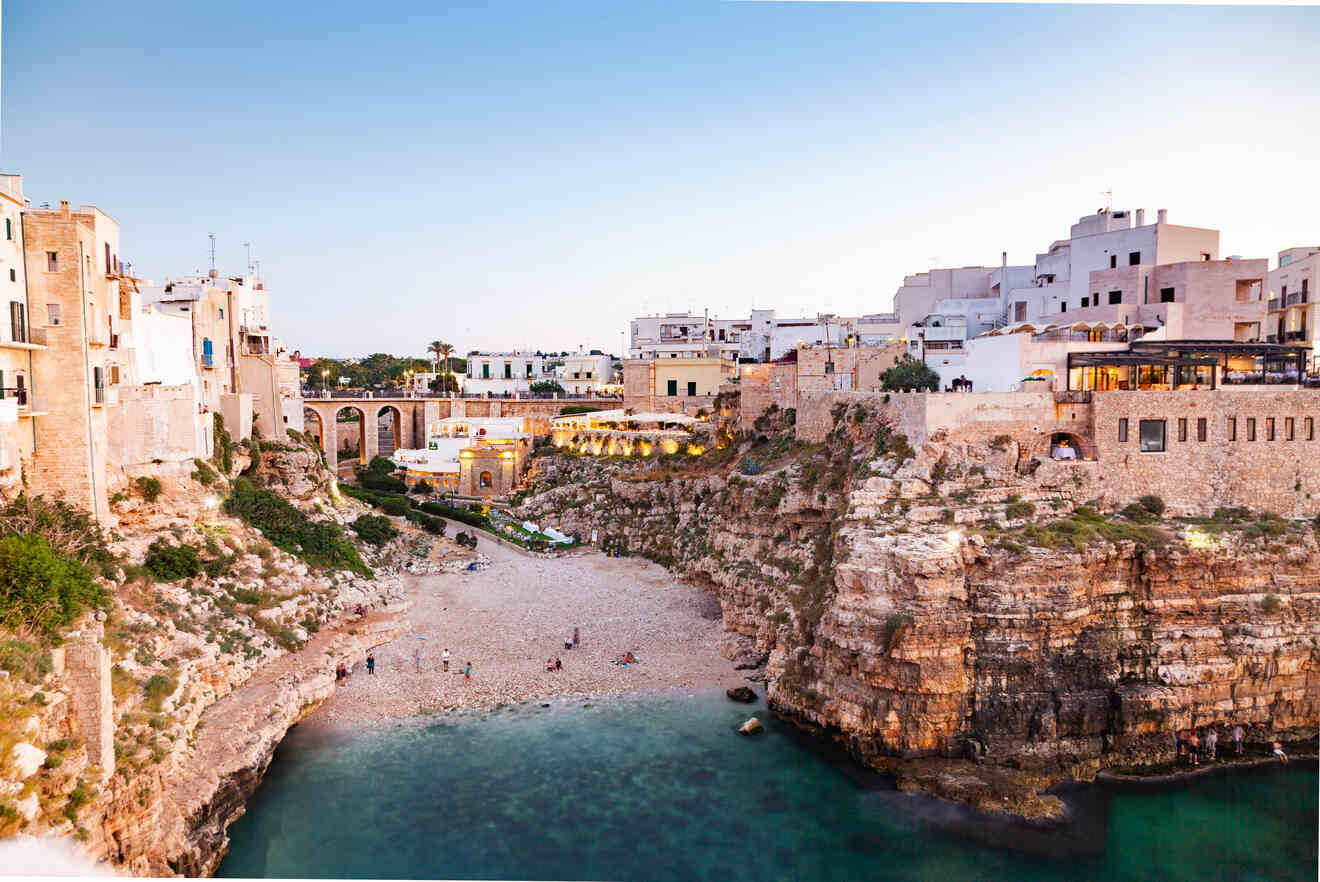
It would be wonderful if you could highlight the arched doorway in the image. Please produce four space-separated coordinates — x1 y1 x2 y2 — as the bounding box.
1049 431 1092 462
377 405 403 457
303 408 324 448
334 405 367 474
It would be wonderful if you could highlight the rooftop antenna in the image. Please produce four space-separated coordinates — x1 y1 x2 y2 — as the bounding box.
244 241 252 275
208 233 216 272
1102 187 1113 212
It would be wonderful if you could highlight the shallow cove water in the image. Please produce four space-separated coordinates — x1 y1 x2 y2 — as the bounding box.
219 691 1316 880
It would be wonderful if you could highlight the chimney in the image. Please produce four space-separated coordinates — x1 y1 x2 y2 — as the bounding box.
1135 209 1145 226
59 199 71 218
1157 209 1168 224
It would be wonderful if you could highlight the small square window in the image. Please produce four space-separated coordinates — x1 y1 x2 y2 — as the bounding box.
1082 296 1090 308
1160 287 1175 303
1177 418 1187 442
46 303 62 325
1307 417 1315 441
46 251 58 272
1139 419 1166 452
1227 417 1236 441
1108 291 1123 305
1266 417 1275 441
1117 418 1128 443
1197 418 1207 442
1247 417 1256 441
7 269 13 282
1129 251 1141 266
1109 255 1117 269
1285 417 1295 441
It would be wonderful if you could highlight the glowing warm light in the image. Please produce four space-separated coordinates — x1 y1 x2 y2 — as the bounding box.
202 495 219 509
639 441 653 456
661 439 679 455
1185 526 1220 550
686 444 705 456
501 451 513 459
946 530 962 545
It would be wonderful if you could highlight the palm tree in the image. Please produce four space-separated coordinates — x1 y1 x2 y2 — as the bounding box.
427 340 455 393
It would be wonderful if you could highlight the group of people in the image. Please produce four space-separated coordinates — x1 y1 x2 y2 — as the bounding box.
1176 723 1289 765
544 627 580 672
545 657 563 672
948 375 974 393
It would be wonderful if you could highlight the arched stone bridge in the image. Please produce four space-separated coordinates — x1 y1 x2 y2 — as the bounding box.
300 396 611 465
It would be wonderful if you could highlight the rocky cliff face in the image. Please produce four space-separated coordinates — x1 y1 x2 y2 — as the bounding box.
0 432 442 872
517 399 1320 815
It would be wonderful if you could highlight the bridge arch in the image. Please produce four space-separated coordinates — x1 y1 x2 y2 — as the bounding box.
303 407 325 449
376 404 406 456
333 404 370 470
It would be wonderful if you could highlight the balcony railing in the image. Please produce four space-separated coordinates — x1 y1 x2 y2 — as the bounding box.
1055 390 1093 404
201 353 214 368
0 387 28 406
1286 292 1309 306
1267 298 1281 311
1285 330 1308 342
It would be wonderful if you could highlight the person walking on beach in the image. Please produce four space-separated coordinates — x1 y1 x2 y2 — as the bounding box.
464 661 472 682
1234 724 1244 755
1273 742 1288 764
1205 726 1218 760
443 649 451 672
555 657 562 671
367 653 376 676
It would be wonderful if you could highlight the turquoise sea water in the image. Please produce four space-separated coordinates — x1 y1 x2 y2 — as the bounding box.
219 692 1316 881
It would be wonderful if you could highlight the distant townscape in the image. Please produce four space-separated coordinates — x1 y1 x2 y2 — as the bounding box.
2 174 1316 521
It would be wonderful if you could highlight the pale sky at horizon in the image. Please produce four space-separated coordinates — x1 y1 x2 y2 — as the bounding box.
3 1 1318 359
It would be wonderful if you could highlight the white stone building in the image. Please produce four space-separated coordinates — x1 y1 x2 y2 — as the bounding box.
1265 245 1318 363
557 351 613 394
463 352 547 395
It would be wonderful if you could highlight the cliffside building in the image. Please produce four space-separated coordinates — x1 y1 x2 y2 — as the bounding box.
1266 246 1318 363
463 351 547 396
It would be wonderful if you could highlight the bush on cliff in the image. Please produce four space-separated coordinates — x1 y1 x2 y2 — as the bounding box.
224 478 371 576
143 674 176 712
143 539 203 581
419 502 488 528
879 356 940 392
357 468 407 495
0 535 108 639
352 514 399 546
135 476 163 503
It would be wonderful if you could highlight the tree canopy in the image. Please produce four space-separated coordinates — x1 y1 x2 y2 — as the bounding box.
879 356 941 392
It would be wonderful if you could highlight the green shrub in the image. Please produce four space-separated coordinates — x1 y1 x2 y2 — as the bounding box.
1005 501 1035 520
143 674 177 711
191 459 219 487
357 468 408 494
135 476 163 502
0 639 53 684
1137 495 1165 516
879 356 940 392
352 514 399 546
223 478 371 575
559 405 606 415
418 501 487 528
144 540 202 581
231 587 262 605
989 434 1012 451
0 535 109 638
214 413 234 474
379 496 409 517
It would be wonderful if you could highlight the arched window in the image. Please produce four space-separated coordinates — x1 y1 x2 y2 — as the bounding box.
479 471 493 488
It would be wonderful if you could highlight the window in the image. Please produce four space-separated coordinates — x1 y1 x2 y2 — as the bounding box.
1129 251 1141 266
9 301 26 343
481 363 490 379
47 303 61 325
824 361 834 374
1014 302 1027 321
93 366 105 404
1160 287 1175 303
1197 418 1207 442
1266 417 1275 441
1109 255 1117 269
119 291 131 319
666 379 678 396
1139 419 1166 452
1286 417 1295 441
1227 417 1236 441
1060 302 1067 312
110 365 120 385
1081 296 1090 308
1201 252 1211 261
4 218 10 240
202 337 214 367
1307 417 1315 441
1108 291 1123 305
687 381 697 396
479 471 492 488
218 307 224 319
1178 418 1187 442
8 270 13 282
503 363 511 379
1117 418 1128 442
1247 417 1256 441
525 363 533 377
46 251 57 272
105 243 111 274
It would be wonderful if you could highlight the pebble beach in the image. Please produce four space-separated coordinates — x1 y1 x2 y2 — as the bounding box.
309 533 749 727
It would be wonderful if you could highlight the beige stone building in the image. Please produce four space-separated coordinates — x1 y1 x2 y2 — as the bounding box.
0 175 41 498
1265 245 1318 362
623 355 735 414
738 343 906 429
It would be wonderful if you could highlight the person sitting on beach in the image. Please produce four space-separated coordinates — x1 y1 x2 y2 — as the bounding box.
555 657 562 671
1273 742 1288 764
546 658 555 672
564 635 573 650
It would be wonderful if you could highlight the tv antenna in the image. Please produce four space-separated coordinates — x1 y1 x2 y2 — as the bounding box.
208 233 216 272
244 241 252 274
1102 187 1113 212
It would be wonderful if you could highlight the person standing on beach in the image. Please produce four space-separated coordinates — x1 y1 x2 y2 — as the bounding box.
1205 726 1217 760
443 648 451 672
1234 724 1244 755
367 653 376 675
464 661 472 682
573 627 580 648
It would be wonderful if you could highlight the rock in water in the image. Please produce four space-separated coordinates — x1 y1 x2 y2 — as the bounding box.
726 686 757 704
738 717 763 736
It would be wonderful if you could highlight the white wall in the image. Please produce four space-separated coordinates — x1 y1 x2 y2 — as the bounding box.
135 306 197 387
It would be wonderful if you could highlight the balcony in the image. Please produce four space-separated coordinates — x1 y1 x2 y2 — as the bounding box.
1286 292 1310 307
1284 330 1308 342
87 328 109 348
0 325 47 351
1267 298 1280 311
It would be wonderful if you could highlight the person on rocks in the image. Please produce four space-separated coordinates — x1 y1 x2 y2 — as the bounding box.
1187 730 1200 766
367 653 376 676
1205 726 1218 760
1273 741 1288 764
443 648 451 672
464 661 472 682
1234 724 1244 755
1175 729 1186 759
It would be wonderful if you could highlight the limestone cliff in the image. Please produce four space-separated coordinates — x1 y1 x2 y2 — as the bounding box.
517 398 1320 815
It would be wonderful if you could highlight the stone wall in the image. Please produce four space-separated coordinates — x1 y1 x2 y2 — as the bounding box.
105 384 200 484
63 623 114 780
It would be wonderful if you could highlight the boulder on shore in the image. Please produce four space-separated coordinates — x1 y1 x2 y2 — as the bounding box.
726 686 757 704
738 717 763 736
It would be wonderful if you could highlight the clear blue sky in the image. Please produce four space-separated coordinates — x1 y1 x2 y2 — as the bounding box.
4 1 1318 358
